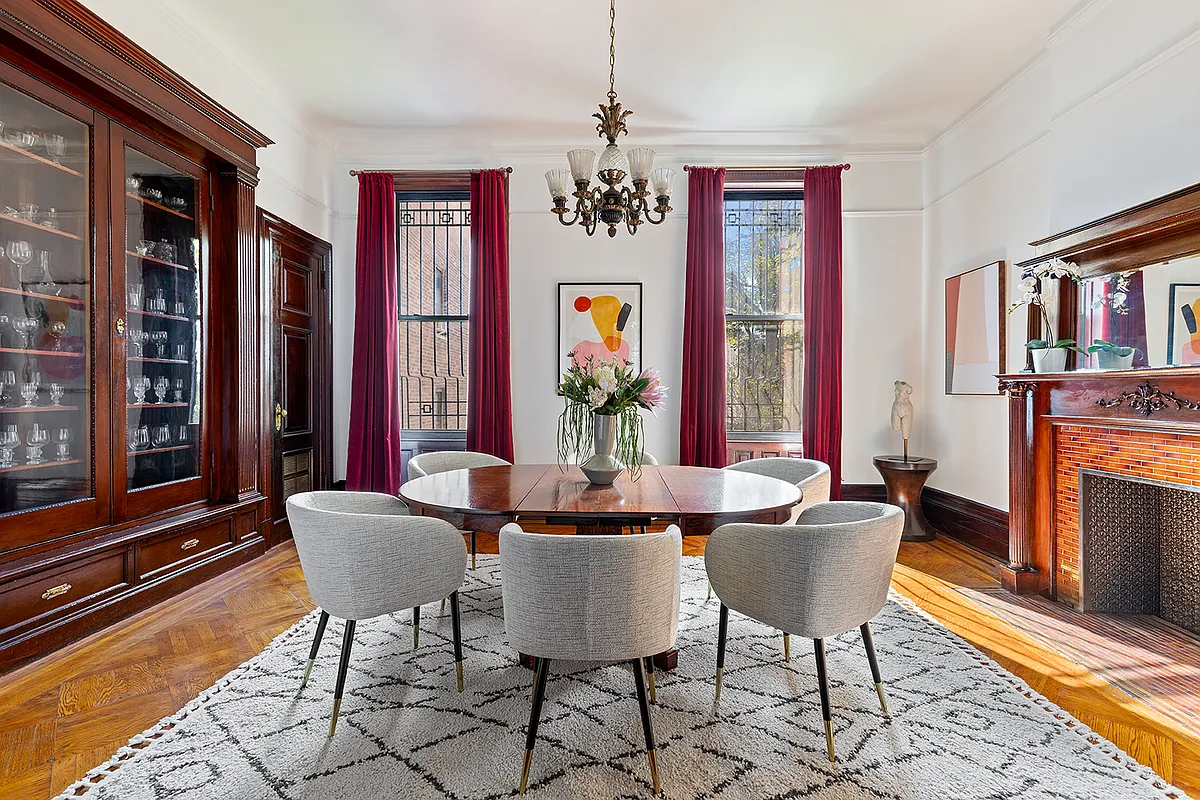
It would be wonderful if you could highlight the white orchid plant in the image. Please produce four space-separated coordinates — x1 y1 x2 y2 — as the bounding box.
1008 257 1086 353
556 353 667 480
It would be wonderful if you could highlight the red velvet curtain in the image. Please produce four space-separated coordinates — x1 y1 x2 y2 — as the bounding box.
802 166 843 498
346 172 403 494
466 170 515 461
679 167 727 467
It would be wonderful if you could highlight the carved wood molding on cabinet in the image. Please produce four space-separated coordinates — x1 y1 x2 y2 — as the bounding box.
1096 383 1200 417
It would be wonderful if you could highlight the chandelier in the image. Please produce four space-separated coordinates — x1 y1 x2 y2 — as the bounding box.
545 0 675 237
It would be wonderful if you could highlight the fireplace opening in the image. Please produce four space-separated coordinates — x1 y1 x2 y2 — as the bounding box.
1078 469 1200 635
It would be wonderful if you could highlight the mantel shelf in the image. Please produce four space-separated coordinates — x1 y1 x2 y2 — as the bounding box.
998 366 1200 385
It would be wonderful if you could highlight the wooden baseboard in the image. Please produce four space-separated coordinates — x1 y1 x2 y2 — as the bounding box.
841 483 1008 561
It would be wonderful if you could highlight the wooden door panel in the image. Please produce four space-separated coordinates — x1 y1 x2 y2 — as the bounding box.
282 326 312 435
281 260 312 315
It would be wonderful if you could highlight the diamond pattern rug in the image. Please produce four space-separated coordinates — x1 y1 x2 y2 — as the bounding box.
60 557 1188 799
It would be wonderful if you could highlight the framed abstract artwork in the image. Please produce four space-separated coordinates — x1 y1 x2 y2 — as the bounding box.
945 261 1006 395
1166 283 1200 365
557 282 643 378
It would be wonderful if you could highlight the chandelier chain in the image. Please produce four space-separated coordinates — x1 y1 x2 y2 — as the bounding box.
607 0 617 101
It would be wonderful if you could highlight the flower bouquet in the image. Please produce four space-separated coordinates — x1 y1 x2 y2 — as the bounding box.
557 353 667 483
1009 258 1085 373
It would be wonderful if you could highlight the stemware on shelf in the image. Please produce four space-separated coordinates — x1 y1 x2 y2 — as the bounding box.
150 289 166 313
6 129 37 151
25 423 48 465
12 316 38 349
47 321 67 351
150 330 168 357
44 134 66 164
33 250 59 296
20 381 38 407
131 376 150 404
0 425 18 468
128 282 144 310
48 382 65 406
53 428 71 461
172 378 185 403
7 240 32 277
39 208 59 230
0 315 8 349
172 300 186 317
174 342 186 360
0 369 14 407
18 203 37 223
151 425 171 448
128 328 149 357
153 375 168 404
175 424 190 446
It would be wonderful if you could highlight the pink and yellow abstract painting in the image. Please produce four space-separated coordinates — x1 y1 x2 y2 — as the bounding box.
558 282 642 378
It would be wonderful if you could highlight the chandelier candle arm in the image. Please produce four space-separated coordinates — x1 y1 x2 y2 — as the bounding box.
549 0 673 238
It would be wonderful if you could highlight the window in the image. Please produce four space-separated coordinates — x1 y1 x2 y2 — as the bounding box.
724 190 804 437
397 190 470 432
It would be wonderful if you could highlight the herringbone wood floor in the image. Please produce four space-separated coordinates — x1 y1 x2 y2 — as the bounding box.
1 532 1197 799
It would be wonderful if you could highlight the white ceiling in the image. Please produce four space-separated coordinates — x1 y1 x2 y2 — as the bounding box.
150 0 1082 148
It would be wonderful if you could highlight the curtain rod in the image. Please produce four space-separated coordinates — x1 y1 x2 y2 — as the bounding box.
682 164 850 172
348 167 513 176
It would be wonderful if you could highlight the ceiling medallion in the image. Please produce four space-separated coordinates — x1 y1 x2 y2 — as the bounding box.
544 0 675 238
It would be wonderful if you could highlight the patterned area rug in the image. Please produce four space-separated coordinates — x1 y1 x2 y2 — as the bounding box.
61 557 1188 800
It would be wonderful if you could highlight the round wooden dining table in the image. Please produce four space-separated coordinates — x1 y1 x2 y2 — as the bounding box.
401 464 801 671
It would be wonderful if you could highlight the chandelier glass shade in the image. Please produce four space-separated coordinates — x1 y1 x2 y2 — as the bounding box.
545 0 675 237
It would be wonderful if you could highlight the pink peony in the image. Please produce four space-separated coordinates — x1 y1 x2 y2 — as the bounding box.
637 368 668 410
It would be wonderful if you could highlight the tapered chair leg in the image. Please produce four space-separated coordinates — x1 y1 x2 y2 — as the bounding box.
520 657 551 795
412 606 421 650
644 655 657 704
450 591 464 692
706 581 712 601
783 632 791 661
329 619 356 737
715 602 729 702
632 658 662 795
813 638 835 762
440 598 446 616
300 610 330 690
470 531 477 570
860 622 889 715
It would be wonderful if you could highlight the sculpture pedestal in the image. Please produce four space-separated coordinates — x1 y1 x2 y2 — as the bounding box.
872 455 938 542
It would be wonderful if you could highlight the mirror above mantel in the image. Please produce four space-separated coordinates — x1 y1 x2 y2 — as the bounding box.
1015 180 1200 373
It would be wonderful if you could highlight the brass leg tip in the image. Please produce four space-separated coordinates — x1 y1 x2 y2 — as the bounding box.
648 749 661 795
456 661 464 693
783 634 791 662
876 682 890 716
824 719 836 762
300 659 314 690
413 628 419 650
648 671 657 705
471 553 477 570
328 698 342 738
714 667 723 703
519 748 533 795
706 582 712 601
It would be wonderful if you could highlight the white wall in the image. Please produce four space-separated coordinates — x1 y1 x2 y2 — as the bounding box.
79 0 337 240
330 141 923 482
922 0 1200 510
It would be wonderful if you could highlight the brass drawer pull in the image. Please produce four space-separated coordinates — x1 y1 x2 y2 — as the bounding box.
180 538 200 551
41 583 72 601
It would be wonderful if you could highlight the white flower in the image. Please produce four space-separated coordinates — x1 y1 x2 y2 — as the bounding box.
594 366 617 393
588 387 609 408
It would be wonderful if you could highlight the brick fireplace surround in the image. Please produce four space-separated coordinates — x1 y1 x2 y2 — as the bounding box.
1054 425 1200 604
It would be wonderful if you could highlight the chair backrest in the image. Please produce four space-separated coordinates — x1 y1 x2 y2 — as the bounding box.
724 457 831 511
705 501 903 639
499 524 681 661
408 450 511 480
286 491 467 620
641 451 660 465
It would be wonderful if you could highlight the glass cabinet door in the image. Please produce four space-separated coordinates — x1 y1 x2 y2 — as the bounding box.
0 74 99 526
118 137 206 514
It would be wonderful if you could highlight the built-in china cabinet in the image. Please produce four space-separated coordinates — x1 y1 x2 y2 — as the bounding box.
0 0 272 670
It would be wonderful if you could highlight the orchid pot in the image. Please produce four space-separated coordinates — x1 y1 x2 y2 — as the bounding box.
1026 339 1083 374
1088 339 1136 370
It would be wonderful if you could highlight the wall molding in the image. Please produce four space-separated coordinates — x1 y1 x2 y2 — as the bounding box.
841 483 1008 560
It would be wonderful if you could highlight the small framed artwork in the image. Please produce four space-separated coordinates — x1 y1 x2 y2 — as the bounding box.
557 282 643 378
945 261 1006 395
1167 283 1200 365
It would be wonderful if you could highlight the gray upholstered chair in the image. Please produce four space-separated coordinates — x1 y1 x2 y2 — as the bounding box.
705 501 904 762
723 457 832 514
641 451 660 465
407 450 512 569
286 491 468 736
500 523 681 796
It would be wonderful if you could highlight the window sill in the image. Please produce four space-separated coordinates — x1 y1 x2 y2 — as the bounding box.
726 432 803 443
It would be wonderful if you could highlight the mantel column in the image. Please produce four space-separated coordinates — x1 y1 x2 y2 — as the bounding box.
1000 380 1040 593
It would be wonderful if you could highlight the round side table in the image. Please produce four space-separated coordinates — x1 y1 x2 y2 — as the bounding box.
872 456 938 542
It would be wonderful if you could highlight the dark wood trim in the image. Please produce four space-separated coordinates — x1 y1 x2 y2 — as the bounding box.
841 483 1008 561
391 171 472 193
1016 180 1200 279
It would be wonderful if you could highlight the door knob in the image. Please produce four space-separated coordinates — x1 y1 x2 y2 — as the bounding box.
275 403 288 432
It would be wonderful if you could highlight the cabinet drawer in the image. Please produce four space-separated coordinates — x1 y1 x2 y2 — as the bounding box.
0 551 128 635
137 520 233 580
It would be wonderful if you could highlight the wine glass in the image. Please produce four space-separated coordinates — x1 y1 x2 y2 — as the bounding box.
153 376 168 404
7 240 32 275
0 425 17 467
0 370 13 408
174 342 187 361
0 314 8 347
127 426 139 452
175 424 190 446
20 381 38 407
152 425 171 448
132 376 148 404
129 329 149 358
128 282 144 309
44 134 66 164
48 383 65 406
150 330 168 358
26 424 48 465
12 317 38 349
138 425 151 450
53 428 71 461
172 378 185 403
47 320 67 351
